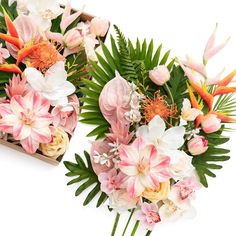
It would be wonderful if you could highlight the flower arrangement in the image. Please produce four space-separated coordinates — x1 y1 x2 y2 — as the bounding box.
65 24 236 235
0 0 109 164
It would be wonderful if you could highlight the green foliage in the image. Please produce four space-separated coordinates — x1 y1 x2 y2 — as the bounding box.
64 151 108 207
214 93 236 117
81 25 174 139
192 126 230 187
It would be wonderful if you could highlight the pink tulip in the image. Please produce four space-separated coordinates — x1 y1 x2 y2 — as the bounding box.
119 137 171 197
5 74 29 99
188 136 208 156
174 176 201 200
63 28 83 49
149 65 170 86
203 24 230 64
0 91 52 154
60 1 83 33
90 17 109 37
201 114 221 133
136 202 161 231
98 169 126 194
99 72 132 126
0 43 10 64
52 95 79 135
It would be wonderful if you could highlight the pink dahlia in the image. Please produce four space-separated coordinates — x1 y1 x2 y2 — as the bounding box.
0 91 53 153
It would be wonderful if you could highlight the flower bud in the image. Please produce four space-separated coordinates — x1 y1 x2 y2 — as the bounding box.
90 17 109 37
149 65 170 86
201 114 221 133
63 28 83 49
188 136 208 156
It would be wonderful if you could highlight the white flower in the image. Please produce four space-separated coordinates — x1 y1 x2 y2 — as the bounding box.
181 98 202 121
159 188 196 221
24 62 75 106
166 150 194 180
93 151 113 167
83 34 99 61
26 0 63 31
136 115 185 151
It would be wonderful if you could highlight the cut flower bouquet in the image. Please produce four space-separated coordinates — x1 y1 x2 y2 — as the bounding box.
0 0 109 164
65 24 235 235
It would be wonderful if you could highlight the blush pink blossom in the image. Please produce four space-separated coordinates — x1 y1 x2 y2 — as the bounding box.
201 114 221 133
5 75 29 99
119 137 171 198
63 28 83 49
98 169 126 194
136 202 161 231
90 17 109 37
99 72 132 126
0 91 52 154
188 135 208 156
149 65 170 86
174 176 201 200
52 94 79 135
0 43 10 64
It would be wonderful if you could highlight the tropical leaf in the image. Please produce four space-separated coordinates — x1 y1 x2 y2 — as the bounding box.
192 126 230 187
64 151 108 207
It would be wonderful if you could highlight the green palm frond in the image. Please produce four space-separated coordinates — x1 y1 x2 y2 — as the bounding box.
192 126 230 187
81 25 175 139
64 151 108 207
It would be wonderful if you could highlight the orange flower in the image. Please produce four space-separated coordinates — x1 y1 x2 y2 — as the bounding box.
143 91 177 123
28 42 64 72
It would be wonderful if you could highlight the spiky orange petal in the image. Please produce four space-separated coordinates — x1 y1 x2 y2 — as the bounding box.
0 64 22 74
187 83 202 127
189 80 214 110
218 70 236 87
0 33 22 49
3 9 19 38
213 86 236 96
210 111 236 123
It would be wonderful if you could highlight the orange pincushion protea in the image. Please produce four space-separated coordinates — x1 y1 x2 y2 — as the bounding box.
143 91 177 122
28 42 64 73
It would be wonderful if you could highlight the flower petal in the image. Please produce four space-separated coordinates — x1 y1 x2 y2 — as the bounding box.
20 137 39 154
13 122 31 140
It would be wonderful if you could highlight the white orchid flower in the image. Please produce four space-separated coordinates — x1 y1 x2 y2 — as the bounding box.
159 187 196 221
136 115 185 151
26 0 63 31
24 62 75 106
181 98 202 121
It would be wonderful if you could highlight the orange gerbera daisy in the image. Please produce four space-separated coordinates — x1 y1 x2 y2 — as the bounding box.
143 91 177 122
28 41 64 73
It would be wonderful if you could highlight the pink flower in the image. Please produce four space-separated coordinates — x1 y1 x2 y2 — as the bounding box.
98 169 126 194
90 140 114 175
201 114 221 133
149 65 170 86
188 136 208 156
52 95 79 135
5 74 29 99
0 91 53 154
90 17 109 37
99 72 132 126
119 137 171 197
136 202 161 231
0 43 10 64
63 28 83 49
6 15 41 59
60 1 83 33
174 176 201 200
203 24 230 64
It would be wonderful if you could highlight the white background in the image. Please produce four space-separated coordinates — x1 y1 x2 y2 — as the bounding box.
0 0 236 235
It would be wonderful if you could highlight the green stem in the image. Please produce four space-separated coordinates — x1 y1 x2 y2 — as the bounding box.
111 213 120 236
146 230 152 236
122 209 135 236
164 83 174 125
131 221 140 236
